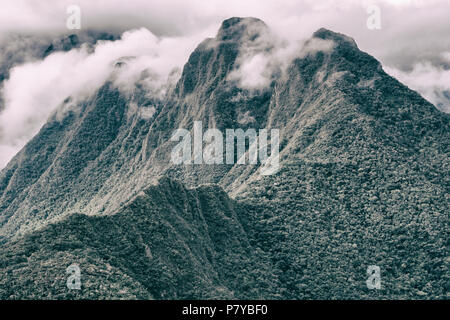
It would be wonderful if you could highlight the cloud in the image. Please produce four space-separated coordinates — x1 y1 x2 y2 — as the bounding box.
225 19 280 90
228 36 335 90
0 1 449 60
0 27 206 168
225 18 335 91
385 57 450 113
228 52 274 90
1 1 449 80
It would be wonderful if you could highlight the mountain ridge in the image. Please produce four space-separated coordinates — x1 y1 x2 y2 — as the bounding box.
0 177 279 299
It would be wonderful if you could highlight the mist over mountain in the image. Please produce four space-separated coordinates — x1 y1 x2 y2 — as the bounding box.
0 31 122 167
0 31 119 87
0 17 448 299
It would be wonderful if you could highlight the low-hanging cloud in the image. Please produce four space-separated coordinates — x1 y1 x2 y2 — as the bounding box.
228 36 335 91
225 18 335 91
385 56 450 113
0 28 206 168
1 0 449 67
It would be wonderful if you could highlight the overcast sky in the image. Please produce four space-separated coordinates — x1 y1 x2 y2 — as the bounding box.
0 0 449 168
0 0 449 66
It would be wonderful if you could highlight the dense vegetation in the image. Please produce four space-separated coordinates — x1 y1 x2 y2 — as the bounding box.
0 18 448 299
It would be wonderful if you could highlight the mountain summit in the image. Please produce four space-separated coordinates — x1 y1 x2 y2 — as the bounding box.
0 18 448 299
216 17 268 41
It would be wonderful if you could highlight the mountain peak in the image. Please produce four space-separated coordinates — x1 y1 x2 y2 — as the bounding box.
312 27 357 48
176 17 269 96
216 17 268 42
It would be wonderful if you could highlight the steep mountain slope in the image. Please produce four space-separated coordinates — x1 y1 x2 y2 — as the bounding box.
227 27 449 299
0 17 275 240
0 31 119 111
0 178 278 299
0 17 448 299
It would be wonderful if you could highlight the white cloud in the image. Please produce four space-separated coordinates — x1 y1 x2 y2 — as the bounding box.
385 58 450 113
0 27 207 168
1 1 449 77
228 37 335 90
229 53 273 90
226 18 335 91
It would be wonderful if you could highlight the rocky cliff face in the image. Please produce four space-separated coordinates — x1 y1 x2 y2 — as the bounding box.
0 17 448 299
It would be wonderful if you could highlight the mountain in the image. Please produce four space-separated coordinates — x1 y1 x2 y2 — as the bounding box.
0 17 448 299
0 31 119 111
42 31 119 58
0 178 278 299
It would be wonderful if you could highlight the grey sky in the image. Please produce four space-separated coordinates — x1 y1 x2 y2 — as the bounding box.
0 0 448 66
